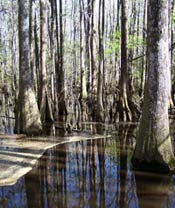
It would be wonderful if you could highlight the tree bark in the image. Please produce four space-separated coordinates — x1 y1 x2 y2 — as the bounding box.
96 0 105 122
79 0 87 122
39 0 47 115
39 0 53 123
118 0 132 122
132 0 175 172
16 0 42 135
89 0 96 93
57 0 67 132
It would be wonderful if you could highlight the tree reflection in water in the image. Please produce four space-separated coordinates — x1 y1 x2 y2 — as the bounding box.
0 177 27 208
1 124 175 207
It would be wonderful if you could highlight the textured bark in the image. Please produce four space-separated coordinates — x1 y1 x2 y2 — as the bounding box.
57 0 67 132
34 12 40 94
40 0 53 123
132 0 175 172
29 0 35 81
40 0 47 112
96 0 105 122
139 0 147 97
89 0 96 93
79 0 87 122
16 0 42 135
82 0 90 93
119 0 132 122
50 0 56 103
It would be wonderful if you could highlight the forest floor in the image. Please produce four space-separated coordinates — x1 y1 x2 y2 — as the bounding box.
0 133 111 186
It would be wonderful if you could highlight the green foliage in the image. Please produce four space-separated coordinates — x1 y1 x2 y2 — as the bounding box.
104 31 121 56
132 59 144 83
3 73 11 83
128 35 146 49
171 10 175 24
105 31 145 57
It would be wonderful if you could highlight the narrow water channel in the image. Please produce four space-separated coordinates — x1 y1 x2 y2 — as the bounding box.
1 124 175 208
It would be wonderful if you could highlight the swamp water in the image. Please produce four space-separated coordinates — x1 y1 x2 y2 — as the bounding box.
1 124 175 208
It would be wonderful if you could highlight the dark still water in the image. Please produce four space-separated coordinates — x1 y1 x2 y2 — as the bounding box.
1 125 175 208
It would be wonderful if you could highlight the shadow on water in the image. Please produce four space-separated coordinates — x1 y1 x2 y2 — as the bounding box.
1 123 175 207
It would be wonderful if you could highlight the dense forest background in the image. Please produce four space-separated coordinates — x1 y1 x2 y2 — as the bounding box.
0 0 175 135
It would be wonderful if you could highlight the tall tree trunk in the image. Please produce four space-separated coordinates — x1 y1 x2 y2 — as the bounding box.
118 0 132 122
90 0 96 93
39 0 47 116
139 0 147 97
132 0 175 172
40 0 53 123
57 0 67 132
16 0 42 135
29 0 34 83
96 0 105 122
34 11 40 96
168 0 174 109
82 0 90 93
50 0 56 105
80 0 87 122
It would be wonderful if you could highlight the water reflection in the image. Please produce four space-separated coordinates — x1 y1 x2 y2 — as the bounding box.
134 172 171 208
1 125 175 207
0 177 27 208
